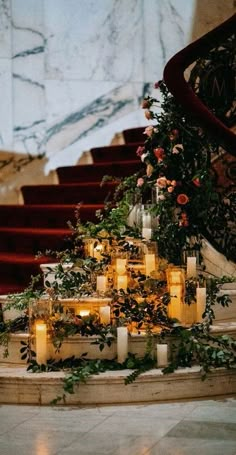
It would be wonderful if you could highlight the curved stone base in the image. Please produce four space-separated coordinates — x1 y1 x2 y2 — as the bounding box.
0 365 235 405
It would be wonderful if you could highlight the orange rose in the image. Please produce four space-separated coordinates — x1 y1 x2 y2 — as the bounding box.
153 147 165 162
177 193 189 205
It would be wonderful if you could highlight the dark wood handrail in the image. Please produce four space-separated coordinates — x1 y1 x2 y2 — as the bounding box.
163 14 236 155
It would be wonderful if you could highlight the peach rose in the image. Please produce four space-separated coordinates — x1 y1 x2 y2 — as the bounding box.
144 110 152 120
156 177 167 188
143 126 154 137
137 178 144 187
172 144 184 154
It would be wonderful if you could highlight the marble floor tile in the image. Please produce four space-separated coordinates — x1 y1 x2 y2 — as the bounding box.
185 403 236 423
167 420 236 441
146 437 236 455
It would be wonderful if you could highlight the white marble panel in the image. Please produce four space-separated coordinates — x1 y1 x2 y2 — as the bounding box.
11 0 46 154
0 58 13 149
143 0 196 81
0 0 11 58
45 0 144 82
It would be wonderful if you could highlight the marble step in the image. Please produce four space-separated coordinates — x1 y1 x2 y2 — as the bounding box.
0 365 235 405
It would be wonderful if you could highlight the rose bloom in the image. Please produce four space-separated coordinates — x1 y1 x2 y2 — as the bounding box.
156 176 167 188
137 177 144 187
158 194 166 201
192 177 201 187
171 180 177 187
136 145 145 157
167 186 174 193
141 99 151 109
172 143 184 154
153 147 165 162
169 129 179 141
143 125 154 137
177 193 189 205
144 110 152 120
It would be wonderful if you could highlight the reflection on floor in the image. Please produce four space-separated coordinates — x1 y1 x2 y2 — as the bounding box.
0 398 236 455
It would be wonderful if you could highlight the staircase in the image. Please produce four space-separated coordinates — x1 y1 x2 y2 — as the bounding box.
0 131 144 295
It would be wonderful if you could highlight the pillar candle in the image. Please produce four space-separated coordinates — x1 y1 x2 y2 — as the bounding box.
145 253 156 276
142 227 152 241
186 257 197 278
142 211 152 228
117 327 128 363
116 258 127 275
196 287 206 322
168 285 183 322
99 306 111 324
117 275 128 291
96 275 107 292
156 344 168 367
35 322 47 365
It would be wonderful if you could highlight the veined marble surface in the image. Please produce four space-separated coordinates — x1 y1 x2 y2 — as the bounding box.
0 0 234 172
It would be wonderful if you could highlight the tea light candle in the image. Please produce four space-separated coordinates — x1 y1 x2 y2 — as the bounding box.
142 227 152 241
117 275 128 291
93 244 103 260
196 287 206 322
117 327 128 363
116 258 127 275
156 343 168 367
145 253 156 276
96 275 107 292
186 257 197 278
79 310 90 317
99 306 111 324
168 285 183 321
35 322 47 365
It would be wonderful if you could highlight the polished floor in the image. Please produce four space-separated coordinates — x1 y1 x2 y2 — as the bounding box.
0 398 236 455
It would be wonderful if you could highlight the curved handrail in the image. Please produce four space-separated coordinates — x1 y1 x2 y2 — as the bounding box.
163 14 236 155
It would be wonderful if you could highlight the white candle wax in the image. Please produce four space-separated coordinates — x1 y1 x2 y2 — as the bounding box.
117 327 128 363
116 258 127 275
117 275 128 291
96 275 107 292
99 306 111 324
196 287 206 322
142 227 152 240
145 253 156 276
156 344 168 367
168 285 183 321
142 212 152 228
186 257 197 278
35 322 47 365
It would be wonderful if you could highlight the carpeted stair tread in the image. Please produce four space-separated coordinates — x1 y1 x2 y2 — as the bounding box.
0 204 104 227
122 127 146 144
57 160 143 183
90 143 142 162
21 182 118 205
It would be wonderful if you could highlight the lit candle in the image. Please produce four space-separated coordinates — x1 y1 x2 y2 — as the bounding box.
168 285 183 322
196 287 206 322
186 257 197 278
117 327 128 363
116 258 127 275
99 306 111 324
93 244 103 261
96 275 107 292
117 275 128 291
142 227 152 241
156 344 168 367
79 310 90 317
35 322 47 365
145 253 156 276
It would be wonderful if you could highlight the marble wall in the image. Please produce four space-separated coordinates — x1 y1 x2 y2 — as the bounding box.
0 0 235 173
